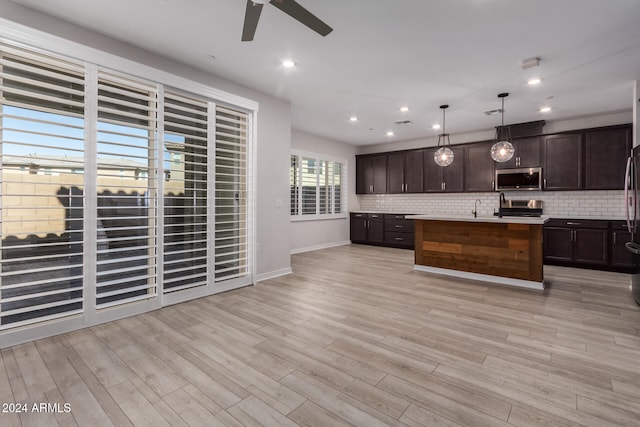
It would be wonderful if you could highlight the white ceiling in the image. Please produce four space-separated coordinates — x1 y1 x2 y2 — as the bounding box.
11 0 640 145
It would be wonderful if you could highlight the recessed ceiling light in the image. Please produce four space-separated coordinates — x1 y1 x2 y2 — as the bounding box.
349 116 358 122
386 131 394 137
282 59 296 68
540 106 551 113
432 124 441 130
528 78 542 85
400 106 409 112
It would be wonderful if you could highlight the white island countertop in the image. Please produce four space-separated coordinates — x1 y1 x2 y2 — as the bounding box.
406 214 548 225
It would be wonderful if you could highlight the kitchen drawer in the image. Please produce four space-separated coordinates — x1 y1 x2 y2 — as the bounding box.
384 232 413 246
384 214 409 221
384 219 415 233
544 219 608 229
611 220 631 231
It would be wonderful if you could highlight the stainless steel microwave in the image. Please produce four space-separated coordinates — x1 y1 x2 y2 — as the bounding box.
495 167 542 191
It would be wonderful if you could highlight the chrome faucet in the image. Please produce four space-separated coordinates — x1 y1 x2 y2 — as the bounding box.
498 192 506 218
473 199 481 218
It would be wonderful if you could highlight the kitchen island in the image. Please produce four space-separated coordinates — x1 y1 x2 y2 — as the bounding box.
407 215 548 290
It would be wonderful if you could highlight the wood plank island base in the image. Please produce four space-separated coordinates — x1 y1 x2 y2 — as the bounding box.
407 215 548 290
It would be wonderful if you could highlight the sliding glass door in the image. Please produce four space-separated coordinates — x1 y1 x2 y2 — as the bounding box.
0 41 254 346
0 44 85 329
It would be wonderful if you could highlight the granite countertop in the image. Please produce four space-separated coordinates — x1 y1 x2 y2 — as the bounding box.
351 211 625 222
406 214 548 225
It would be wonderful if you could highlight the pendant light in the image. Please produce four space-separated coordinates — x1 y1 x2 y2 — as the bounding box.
491 92 515 163
434 104 454 167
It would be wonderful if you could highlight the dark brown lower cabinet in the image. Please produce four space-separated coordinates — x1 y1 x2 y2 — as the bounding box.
610 221 636 270
543 227 573 263
544 219 607 267
350 213 413 249
573 228 608 266
383 214 414 249
350 213 383 244
543 218 635 272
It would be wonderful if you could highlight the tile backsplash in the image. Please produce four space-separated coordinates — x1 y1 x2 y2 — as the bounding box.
357 190 626 219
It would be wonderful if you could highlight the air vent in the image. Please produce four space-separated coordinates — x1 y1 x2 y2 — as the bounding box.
484 109 503 116
394 120 413 125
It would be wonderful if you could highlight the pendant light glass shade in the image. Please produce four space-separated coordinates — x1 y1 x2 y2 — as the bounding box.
491 93 515 163
434 104 454 167
434 145 454 167
491 140 515 162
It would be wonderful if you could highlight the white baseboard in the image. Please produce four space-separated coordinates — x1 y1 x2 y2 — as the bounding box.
414 265 545 290
290 240 351 255
255 267 293 283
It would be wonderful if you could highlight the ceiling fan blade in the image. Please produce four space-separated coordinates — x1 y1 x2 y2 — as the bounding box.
242 0 264 41
270 0 333 37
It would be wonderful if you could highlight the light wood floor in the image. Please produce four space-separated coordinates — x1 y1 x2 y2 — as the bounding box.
2 244 640 426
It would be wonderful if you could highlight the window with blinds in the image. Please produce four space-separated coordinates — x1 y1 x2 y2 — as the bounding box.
290 151 346 219
0 44 85 328
214 106 250 282
163 91 209 293
95 71 157 308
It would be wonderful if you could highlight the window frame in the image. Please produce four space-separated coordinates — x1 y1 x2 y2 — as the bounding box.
290 149 347 222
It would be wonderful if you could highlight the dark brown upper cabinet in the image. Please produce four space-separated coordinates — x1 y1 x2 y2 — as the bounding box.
495 136 542 170
464 141 495 192
543 133 583 190
584 126 631 190
356 154 387 194
354 123 630 195
387 150 424 193
424 146 464 192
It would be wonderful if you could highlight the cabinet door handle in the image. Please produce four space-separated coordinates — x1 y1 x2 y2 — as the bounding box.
566 222 581 226
395 225 403 229
369 184 373 192
395 215 404 219
543 178 547 189
613 231 617 245
395 237 404 241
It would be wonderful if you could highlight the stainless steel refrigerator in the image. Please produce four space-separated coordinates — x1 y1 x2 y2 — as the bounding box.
624 146 640 305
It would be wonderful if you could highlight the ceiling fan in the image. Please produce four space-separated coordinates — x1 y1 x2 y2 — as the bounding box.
241 0 333 41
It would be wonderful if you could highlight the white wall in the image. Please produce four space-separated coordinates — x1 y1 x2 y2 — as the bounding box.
0 0 292 280
290 130 358 253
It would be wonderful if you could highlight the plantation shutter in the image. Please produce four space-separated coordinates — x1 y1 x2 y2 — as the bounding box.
319 160 332 214
0 44 85 328
290 154 299 216
214 106 250 282
301 157 317 215
333 161 342 213
95 71 158 308
163 91 209 292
